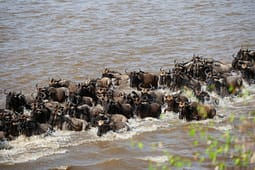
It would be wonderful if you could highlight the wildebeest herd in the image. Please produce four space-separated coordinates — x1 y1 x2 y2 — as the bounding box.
0 48 254 143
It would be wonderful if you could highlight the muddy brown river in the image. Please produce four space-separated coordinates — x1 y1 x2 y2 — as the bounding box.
0 0 255 169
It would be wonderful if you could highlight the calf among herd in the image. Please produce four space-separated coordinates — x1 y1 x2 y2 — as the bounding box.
1 48 255 141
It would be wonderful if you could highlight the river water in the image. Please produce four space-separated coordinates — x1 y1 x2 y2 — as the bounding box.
0 0 255 169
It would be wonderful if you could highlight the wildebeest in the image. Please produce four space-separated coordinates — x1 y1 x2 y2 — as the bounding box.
51 112 88 131
235 61 255 83
97 114 129 136
159 68 172 88
102 68 122 79
172 69 201 91
163 93 189 113
73 104 91 122
139 87 164 105
48 87 69 103
103 100 133 119
96 77 112 89
90 104 105 127
77 81 98 104
49 78 71 88
223 75 243 95
128 70 159 90
212 61 232 74
5 91 31 113
193 88 211 104
135 101 161 119
126 91 140 107
31 102 51 124
178 101 216 121
18 119 50 137
0 109 20 140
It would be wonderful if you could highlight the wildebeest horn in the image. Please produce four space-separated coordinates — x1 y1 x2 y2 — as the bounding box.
56 110 62 116
12 122 20 126
4 89 9 95
104 68 109 73
84 79 90 86
31 92 36 99
204 69 211 77
36 83 40 90
97 88 105 93
138 83 145 91
38 92 46 99
241 63 247 69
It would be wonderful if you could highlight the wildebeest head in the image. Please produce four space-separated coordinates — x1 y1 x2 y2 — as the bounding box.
178 101 193 121
104 100 121 115
50 106 65 130
126 91 140 106
5 91 27 113
129 71 141 88
159 68 172 87
31 103 51 124
18 120 40 137
96 114 111 136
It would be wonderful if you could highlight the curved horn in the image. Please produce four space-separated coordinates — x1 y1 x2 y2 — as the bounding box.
104 68 109 73
97 87 105 94
241 63 247 69
4 89 9 95
31 92 36 100
204 68 212 77
38 92 46 99
138 83 144 91
36 83 39 90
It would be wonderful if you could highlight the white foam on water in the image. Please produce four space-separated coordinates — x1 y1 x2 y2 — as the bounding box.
214 124 233 131
0 131 72 164
136 155 169 163
1 85 254 165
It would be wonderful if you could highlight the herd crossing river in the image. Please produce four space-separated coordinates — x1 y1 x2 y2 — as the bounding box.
1 0 255 170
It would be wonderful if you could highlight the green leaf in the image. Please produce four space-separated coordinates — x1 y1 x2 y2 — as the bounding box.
229 113 235 123
209 151 217 164
193 140 199 146
228 85 234 93
200 130 206 139
218 162 225 170
234 158 240 165
189 128 196 137
224 144 229 153
199 156 205 163
175 161 184 168
217 146 224 154
137 142 144 150
148 164 155 170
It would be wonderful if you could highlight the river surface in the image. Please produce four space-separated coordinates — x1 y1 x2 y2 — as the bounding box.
0 0 255 169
